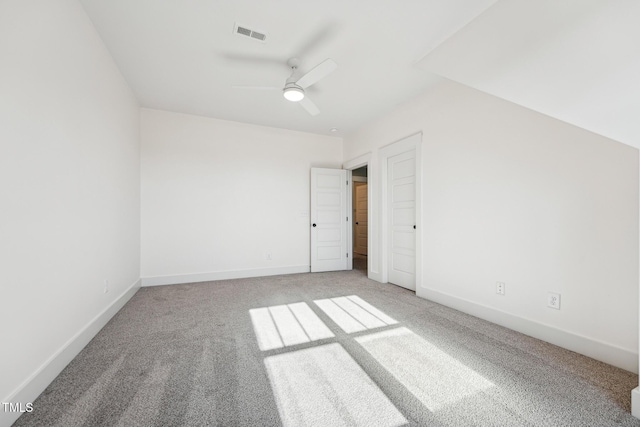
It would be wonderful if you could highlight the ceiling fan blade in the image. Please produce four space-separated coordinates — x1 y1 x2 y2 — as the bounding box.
299 96 320 116
232 85 280 90
296 59 337 89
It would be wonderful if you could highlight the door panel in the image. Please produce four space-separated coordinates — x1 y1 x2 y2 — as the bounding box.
311 168 348 272
393 183 415 202
318 246 342 260
388 150 416 290
318 229 341 242
317 173 341 188
392 252 415 274
393 158 415 178
393 207 414 226
317 192 341 206
318 210 341 223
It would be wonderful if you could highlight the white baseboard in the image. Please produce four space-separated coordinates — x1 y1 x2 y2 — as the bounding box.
417 286 638 374
141 265 311 287
1 279 141 427
632 387 640 419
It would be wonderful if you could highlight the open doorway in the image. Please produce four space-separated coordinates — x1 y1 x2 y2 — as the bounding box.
352 166 368 273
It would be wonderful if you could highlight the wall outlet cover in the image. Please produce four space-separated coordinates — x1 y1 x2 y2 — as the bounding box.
548 292 561 309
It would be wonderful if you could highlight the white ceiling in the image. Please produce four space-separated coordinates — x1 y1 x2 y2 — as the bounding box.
79 0 497 137
80 0 638 147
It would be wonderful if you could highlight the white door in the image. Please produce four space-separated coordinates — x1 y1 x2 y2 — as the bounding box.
354 182 368 256
388 149 416 290
311 168 348 272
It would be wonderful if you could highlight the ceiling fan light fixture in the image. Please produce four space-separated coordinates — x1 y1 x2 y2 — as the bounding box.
283 85 304 102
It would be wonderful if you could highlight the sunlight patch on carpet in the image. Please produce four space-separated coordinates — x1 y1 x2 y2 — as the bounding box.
314 295 397 333
356 327 494 411
250 302 334 351
264 343 407 427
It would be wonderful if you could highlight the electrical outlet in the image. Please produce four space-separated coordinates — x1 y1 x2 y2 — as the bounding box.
496 282 505 295
548 292 561 309
103 279 109 294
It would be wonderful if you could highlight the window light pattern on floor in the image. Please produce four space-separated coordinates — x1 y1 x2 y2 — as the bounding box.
250 302 334 351
313 295 398 333
251 295 494 426
356 327 494 411
264 343 407 427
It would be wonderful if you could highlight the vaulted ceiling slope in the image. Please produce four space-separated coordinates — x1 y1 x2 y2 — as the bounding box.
417 0 640 149
81 1 638 148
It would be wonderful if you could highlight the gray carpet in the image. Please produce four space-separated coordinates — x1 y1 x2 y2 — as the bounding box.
14 269 640 426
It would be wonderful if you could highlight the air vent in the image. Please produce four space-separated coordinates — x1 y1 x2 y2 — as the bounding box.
234 23 267 43
236 26 251 37
250 31 266 41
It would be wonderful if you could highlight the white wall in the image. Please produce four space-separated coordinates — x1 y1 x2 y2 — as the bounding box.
344 78 639 372
141 109 342 285
0 0 140 423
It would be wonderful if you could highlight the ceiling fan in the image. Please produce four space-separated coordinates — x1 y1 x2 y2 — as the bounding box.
233 57 337 116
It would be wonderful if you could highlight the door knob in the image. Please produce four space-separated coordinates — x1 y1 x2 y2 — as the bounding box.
312 223 317 227
356 222 359 225
413 225 416 229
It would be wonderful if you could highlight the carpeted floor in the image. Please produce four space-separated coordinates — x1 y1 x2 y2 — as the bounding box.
14 269 640 426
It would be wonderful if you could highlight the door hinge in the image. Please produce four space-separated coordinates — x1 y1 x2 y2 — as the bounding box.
346 216 348 221
346 253 349 258
346 180 349 185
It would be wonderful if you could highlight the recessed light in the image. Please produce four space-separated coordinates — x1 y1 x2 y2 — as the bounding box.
330 128 338 133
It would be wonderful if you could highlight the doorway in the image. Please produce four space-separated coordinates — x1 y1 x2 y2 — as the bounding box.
352 166 368 273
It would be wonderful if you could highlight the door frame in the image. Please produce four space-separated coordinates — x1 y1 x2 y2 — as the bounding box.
379 133 422 288
344 153 372 273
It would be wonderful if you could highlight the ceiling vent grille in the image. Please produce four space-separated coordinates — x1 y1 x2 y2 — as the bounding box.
234 23 267 42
